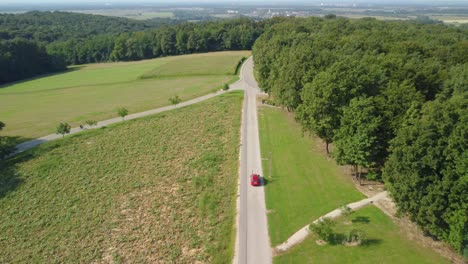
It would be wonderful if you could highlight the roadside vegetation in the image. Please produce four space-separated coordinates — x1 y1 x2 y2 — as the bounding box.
276 206 450 264
0 92 243 263
0 51 249 139
258 107 364 245
254 16 467 255
259 106 453 263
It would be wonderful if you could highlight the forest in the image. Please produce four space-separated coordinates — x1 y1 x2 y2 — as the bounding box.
0 11 264 85
252 16 467 255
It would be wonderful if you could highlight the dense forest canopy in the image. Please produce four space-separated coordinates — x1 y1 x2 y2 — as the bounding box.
252 16 467 255
0 11 151 43
0 11 265 85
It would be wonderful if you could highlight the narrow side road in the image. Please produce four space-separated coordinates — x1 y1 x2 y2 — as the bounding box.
275 191 389 253
11 82 244 157
234 57 272 264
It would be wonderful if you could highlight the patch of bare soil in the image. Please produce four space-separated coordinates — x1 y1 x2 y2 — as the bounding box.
343 241 361 247
315 240 327 246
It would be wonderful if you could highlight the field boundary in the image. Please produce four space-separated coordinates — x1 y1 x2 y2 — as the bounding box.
9 86 244 158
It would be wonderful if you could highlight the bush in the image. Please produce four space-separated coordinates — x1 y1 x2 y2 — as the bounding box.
56 122 71 138
116 107 128 120
342 229 367 246
310 218 335 242
169 95 182 106
223 83 229 91
85 120 97 127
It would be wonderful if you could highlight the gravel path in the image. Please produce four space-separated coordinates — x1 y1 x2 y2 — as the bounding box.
274 191 389 253
11 81 244 157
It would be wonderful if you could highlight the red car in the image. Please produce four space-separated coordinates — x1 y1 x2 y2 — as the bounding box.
250 173 261 186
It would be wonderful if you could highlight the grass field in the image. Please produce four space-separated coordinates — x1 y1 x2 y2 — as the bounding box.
258 106 449 263
275 206 450 264
0 91 243 263
0 51 249 139
258 107 364 246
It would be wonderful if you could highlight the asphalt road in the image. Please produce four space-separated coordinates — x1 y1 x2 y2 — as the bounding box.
234 57 272 264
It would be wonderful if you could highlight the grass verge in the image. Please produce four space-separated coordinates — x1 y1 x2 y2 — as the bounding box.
0 91 243 263
275 205 450 264
258 106 364 246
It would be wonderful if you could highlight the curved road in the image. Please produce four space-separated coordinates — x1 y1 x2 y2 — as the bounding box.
234 57 272 264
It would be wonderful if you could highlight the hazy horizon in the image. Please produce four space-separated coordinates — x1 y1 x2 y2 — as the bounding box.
1 0 468 5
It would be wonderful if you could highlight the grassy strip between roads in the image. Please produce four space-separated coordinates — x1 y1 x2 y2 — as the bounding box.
0 51 249 139
258 106 364 246
275 206 450 264
0 91 243 263
258 106 450 263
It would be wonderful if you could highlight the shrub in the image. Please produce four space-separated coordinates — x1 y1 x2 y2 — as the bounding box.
85 120 97 127
56 122 71 138
169 95 182 106
342 229 367 246
310 218 335 242
223 83 229 91
117 107 128 120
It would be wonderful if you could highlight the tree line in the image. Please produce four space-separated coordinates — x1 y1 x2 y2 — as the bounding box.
0 12 265 85
252 16 467 255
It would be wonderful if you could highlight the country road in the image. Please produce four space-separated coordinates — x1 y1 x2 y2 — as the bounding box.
10 56 273 263
234 57 272 264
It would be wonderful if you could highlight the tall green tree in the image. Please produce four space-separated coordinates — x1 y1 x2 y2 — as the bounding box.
383 96 467 253
333 97 382 184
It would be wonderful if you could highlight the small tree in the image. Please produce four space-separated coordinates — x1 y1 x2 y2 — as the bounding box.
56 122 71 138
310 218 335 242
342 229 367 246
169 95 182 106
117 107 128 120
0 121 5 131
223 83 230 91
85 120 98 127
340 205 353 217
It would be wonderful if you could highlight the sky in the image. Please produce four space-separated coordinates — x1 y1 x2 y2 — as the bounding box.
1 0 467 3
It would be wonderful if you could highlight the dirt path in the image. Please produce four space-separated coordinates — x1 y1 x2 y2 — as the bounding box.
11 81 244 158
274 191 389 253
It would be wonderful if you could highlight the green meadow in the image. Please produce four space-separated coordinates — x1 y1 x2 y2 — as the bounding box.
258 106 364 246
258 106 449 263
275 206 449 264
0 51 249 139
0 91 243 263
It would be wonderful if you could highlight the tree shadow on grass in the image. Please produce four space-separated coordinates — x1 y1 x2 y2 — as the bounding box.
0 145 47 199
329 233 382 247
352 216 371 224
0 66 85 90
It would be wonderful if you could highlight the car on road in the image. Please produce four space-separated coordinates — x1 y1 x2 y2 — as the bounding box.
250 173 261 186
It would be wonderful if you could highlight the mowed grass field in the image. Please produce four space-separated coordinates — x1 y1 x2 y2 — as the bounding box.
0 51 249 139
258 107 364 246
0 92 243 263
275 206 449 264
258 107 449 263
